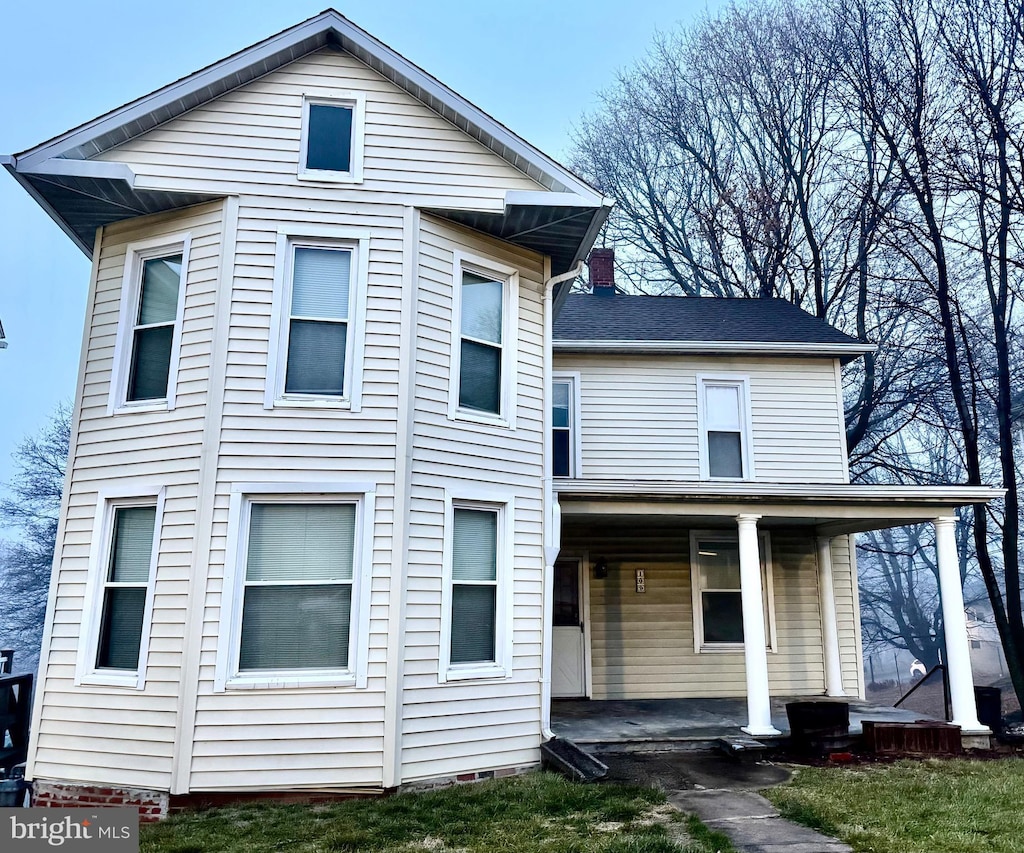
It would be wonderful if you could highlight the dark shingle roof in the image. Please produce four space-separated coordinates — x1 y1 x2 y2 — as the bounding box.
553 295 869 353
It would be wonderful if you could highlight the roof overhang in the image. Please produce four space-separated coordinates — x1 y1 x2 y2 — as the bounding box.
553 339 876 363
555 480 1003 536
4 10 608 263
427 192 613 278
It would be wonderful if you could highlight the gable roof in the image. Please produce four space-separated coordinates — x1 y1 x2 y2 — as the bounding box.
553 295 874 360
3 9 610 273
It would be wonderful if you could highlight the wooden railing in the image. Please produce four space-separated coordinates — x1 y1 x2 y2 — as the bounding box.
0 674 33 772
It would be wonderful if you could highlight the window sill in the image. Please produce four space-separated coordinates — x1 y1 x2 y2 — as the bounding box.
269 397 352 411
76 671 143 690
296 170 363 185
697 644 776 655
442 663 509 682
111 401 170 416
222 672 357 691
449 408 512 430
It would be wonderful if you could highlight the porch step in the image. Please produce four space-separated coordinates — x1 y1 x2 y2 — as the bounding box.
715 735 768 762
541 737 609 782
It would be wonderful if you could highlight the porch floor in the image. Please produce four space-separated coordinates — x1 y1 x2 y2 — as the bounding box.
551 696 934 746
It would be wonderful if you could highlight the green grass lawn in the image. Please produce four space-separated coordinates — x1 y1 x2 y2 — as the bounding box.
140 771 736 853
764 757 1024 853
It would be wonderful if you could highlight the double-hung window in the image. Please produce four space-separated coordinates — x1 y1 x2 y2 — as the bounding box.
441 493 513 681
267 229 369 410
552 374 580 477
698 376 753 479
77 488 164 688
109 235 190 414
216 484 375 690
690 532 775 652
239 503 355 671
298 94 365 182
450 253 518 424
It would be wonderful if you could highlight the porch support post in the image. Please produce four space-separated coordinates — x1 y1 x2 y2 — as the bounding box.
934 515 988 734
816 536 846 697
738 513 780 736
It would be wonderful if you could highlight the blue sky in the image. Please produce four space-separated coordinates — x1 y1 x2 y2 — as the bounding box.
0 0 720 500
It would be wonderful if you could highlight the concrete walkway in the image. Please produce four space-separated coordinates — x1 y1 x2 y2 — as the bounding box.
601 751 851 853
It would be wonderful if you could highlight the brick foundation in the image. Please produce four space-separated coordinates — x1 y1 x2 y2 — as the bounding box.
32 780 170 822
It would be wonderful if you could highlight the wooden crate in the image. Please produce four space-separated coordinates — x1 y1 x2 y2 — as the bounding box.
862 720 962 755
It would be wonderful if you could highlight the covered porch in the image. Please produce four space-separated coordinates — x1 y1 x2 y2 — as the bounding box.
548 481 1001 740
550 696 931 748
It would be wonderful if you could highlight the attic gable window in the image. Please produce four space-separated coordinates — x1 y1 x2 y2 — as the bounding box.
298 94 365 183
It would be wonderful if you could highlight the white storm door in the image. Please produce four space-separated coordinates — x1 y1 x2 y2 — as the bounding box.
552 558 586 697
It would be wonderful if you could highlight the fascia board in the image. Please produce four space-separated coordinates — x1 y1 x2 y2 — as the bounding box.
552 339 877 356
553 480 1003 503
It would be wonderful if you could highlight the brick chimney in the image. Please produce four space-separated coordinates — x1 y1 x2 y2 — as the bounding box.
588 248 615 296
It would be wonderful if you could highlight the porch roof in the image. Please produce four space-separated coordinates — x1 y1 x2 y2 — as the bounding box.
554 480 1003 536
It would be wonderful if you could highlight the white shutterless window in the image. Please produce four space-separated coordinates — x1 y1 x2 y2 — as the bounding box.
698 376 754 480
448 252 519 427
440 491 514 681
266 228 370 411
108 234 191 415
216 483 375 691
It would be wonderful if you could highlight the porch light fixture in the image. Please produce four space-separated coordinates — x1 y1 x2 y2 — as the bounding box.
593 558 609 579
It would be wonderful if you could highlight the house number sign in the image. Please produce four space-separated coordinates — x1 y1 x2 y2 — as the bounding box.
635 568 646 593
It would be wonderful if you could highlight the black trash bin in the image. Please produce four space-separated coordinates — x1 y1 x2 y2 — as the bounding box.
0 777 28 807
974 686 1002 733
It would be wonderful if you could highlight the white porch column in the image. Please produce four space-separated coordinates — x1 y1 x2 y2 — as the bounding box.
816 536 847 697
738 514 781 736
934 515 988 734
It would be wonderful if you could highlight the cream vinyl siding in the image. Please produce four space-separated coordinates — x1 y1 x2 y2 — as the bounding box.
553 354 847 483
95 48 543 205
34 202 224 790
562 523 860 699
37 45 560 793
400 216 545 783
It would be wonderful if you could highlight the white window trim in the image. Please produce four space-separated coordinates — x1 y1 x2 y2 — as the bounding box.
447 251 519 428
76 485 167 689
297 92 366 184
689 529 776 654
552 371 582 479
265 226 371 412
107 233 192 416
439 487 515 682
696 374 755 481
214 481 376 691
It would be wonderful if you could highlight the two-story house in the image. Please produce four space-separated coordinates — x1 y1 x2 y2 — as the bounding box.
4 10 998 817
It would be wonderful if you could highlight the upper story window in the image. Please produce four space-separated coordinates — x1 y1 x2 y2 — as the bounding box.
76 486 166 689
298 95 365 183
108 234 191 415
215 483 376 691
698 376 753 480
552 374 580 478
449 252 519 427
266 227 370 411
690 531 775 653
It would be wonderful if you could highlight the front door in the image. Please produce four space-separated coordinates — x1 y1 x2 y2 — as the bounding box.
552 558 587 697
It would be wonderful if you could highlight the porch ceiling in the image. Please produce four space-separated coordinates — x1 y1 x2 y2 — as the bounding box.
555 480 1003 536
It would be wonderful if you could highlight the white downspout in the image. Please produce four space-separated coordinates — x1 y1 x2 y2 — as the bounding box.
540 260 584 740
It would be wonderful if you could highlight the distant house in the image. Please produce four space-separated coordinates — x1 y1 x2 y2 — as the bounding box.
3 9 999 818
